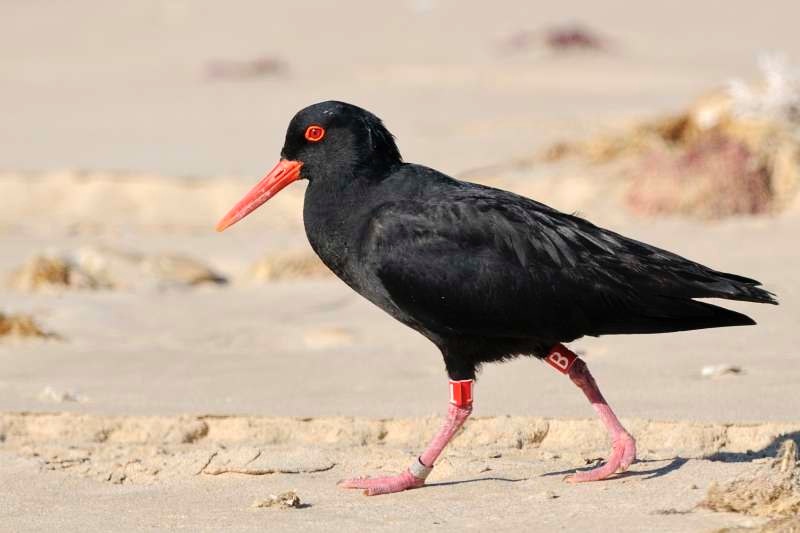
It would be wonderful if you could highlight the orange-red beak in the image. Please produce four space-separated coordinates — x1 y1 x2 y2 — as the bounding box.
215 159 303 232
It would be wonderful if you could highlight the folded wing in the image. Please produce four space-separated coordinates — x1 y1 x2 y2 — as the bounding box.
361 187 776 341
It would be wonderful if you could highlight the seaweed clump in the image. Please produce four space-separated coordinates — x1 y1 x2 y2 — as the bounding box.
543 56 800 218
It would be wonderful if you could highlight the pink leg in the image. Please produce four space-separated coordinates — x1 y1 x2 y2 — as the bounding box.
339 381 473 496
565 358 636 482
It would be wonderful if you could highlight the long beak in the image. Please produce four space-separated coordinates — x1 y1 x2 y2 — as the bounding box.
215 159 303 232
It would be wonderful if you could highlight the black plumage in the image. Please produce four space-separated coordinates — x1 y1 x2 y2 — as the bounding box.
216 100 778 491
230 100 777 381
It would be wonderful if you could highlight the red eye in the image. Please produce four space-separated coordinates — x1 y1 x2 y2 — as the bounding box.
304 125 325 142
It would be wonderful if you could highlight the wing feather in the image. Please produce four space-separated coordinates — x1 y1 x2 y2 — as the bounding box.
360 184 775 340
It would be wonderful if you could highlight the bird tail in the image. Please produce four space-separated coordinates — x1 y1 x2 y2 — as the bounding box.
592 296 758 335
704 270 778 305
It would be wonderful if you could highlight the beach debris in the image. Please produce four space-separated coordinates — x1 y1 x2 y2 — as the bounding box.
545 23 607 52
37 386 87 404
250 250 331 282
0 312 55 339
651 508 691 515
205 56 287 81
542 56 800 218
628 135 772 218
702 439 800 518
138 253 227 287
8 246 226 291
75 246 227 288
251 491 304 509
8 255 97 291
172 418 210 444
701 364 744 379
15 256 69 285
500 23 608 55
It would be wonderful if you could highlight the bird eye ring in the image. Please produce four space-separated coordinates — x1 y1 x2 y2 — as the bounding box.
305 125 325 142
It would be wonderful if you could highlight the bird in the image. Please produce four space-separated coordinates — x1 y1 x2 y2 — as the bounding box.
216 100 777 495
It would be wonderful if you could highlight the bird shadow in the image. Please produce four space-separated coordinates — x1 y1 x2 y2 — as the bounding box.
707 431 800 463
425 476 528 488
542 456 689 481
537 431 800 481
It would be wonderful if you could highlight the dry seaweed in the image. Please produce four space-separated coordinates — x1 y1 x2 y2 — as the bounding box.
0 313 56 339
7 255 93 291
626 134 773 218
541 58 800 218
702 440 800 518
8 247 226 291
251 491 305 509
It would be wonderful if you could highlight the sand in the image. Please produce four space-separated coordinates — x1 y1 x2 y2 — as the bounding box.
3 413 799 531
2 1 800 531
0 414 800 531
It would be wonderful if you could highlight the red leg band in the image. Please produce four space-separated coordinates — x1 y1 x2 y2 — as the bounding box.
449 379 473 407
545 343 578 374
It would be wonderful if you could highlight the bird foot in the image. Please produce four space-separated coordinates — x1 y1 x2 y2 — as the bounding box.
565 432 636 483
338 470 425 496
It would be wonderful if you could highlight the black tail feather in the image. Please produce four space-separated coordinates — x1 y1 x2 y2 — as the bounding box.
711 270 778 305
681 279 777 305
592 297 758 336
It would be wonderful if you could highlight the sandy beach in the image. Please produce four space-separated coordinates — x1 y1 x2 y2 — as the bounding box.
2 1 800 531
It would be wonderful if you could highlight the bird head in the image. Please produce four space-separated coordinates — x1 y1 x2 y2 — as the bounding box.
216 101 400 232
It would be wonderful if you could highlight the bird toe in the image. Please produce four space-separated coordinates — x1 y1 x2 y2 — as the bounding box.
338 471 425 495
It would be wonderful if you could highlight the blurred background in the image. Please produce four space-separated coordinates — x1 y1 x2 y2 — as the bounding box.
2 1 800 530
4 0 800 175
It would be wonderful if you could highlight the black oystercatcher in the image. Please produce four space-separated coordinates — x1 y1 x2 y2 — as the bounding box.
216 101 777 495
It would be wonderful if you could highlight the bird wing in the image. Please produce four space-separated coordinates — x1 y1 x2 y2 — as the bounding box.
360 186 775 340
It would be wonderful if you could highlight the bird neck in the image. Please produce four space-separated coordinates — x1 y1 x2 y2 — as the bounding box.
303 160 402 214
302 170 376 277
